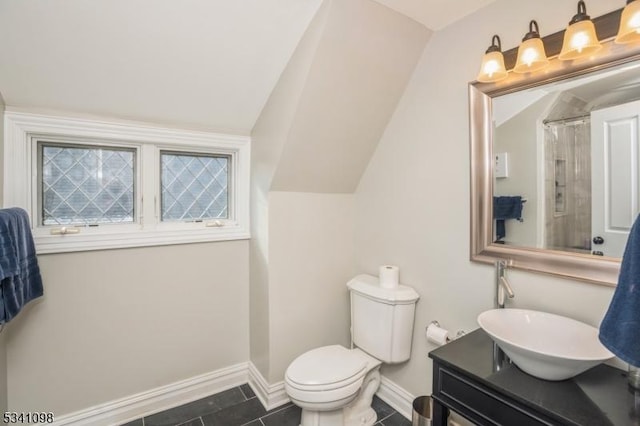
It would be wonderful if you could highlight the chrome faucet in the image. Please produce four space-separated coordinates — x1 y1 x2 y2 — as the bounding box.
496 260 515 308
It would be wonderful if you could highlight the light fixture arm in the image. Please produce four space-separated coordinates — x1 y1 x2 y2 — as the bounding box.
487 35 502 53
570 0 590 25
522 20 541 41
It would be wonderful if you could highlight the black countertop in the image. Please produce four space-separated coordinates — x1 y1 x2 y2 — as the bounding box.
429 329 640 426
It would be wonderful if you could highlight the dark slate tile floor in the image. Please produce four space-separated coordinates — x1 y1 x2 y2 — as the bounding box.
120 383 410 426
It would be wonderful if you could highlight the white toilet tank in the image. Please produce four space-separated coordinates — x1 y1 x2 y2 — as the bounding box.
347 274 420 364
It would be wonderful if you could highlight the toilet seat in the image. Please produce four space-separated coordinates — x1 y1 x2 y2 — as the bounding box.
285 345 372 406
287 345 367 390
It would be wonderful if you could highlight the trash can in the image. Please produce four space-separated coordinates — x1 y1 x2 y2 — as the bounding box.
412 395 432 426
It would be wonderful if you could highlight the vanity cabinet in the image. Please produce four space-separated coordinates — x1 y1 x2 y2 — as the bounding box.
429 330 639 426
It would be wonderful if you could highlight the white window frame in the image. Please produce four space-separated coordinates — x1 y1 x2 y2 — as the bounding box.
4 111 250 254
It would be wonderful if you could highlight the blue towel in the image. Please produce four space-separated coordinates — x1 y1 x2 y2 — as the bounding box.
0 208 44 324
599 214 640 366
493 196 523 241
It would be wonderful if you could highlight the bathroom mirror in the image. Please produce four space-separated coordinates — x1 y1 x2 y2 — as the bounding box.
470 7 640 285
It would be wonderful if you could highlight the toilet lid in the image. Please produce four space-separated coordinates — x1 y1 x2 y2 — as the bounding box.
286 345 367 388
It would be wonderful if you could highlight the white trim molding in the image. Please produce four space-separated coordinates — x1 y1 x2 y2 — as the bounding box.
247 362 290 411
377 375 415 420
49 362 416 426
245 361 415 420
3 111 251 254
51 362 249 426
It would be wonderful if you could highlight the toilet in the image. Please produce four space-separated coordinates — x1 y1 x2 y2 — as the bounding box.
284 274 420 426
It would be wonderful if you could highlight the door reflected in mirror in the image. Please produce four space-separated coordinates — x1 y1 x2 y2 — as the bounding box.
493 61 640 259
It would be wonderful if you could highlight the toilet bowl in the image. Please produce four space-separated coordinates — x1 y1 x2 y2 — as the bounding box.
285 345 381 426
284 274 420 426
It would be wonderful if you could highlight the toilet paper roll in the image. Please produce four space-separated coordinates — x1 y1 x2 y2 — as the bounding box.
379 265 399 289
426 323 450 346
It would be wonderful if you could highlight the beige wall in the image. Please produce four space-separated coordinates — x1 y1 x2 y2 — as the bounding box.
495 94 555 246
249 191 357 384
267 192 354 382
6 241 249 415
250 0 428 384
249 0 331 380
355 0 620 396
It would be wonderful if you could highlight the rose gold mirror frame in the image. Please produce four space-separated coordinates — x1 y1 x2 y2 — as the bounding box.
470 7 640 286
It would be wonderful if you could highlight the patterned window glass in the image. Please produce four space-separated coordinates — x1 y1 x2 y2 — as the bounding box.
40 144 136 225
160 151 229 221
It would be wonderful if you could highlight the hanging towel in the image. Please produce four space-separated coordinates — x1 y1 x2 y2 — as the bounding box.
493 196 523 241
599 214 640 366
0 208 43 324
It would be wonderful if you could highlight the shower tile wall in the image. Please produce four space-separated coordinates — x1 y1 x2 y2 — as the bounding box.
544 120 592 253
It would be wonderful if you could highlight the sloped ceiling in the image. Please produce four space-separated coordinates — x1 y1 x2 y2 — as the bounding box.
0 0 323 134
269 0 430 193
371 0 497 30
0 0 497 135
252 0 430 193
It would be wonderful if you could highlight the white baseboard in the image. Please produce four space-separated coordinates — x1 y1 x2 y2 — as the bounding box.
376 376 415 420
52 362 249 426
247 361 416 422
50 361 417 425
247 362 290 411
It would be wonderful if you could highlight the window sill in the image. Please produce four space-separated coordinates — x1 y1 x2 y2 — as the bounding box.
34 226 250 254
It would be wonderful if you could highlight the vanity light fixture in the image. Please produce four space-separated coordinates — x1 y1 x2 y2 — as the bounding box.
558 1 602 61
615 0 640 44
513 20 550 73
477 35 508 83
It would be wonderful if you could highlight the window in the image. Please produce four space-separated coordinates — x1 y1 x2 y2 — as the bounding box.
160 151 229 222
39 143 136 225
4 112 250 253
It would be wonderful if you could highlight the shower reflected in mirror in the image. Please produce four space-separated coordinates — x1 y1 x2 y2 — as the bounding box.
493 60 640 259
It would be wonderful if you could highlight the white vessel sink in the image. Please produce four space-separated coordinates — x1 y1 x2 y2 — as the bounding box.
477 309 614 381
